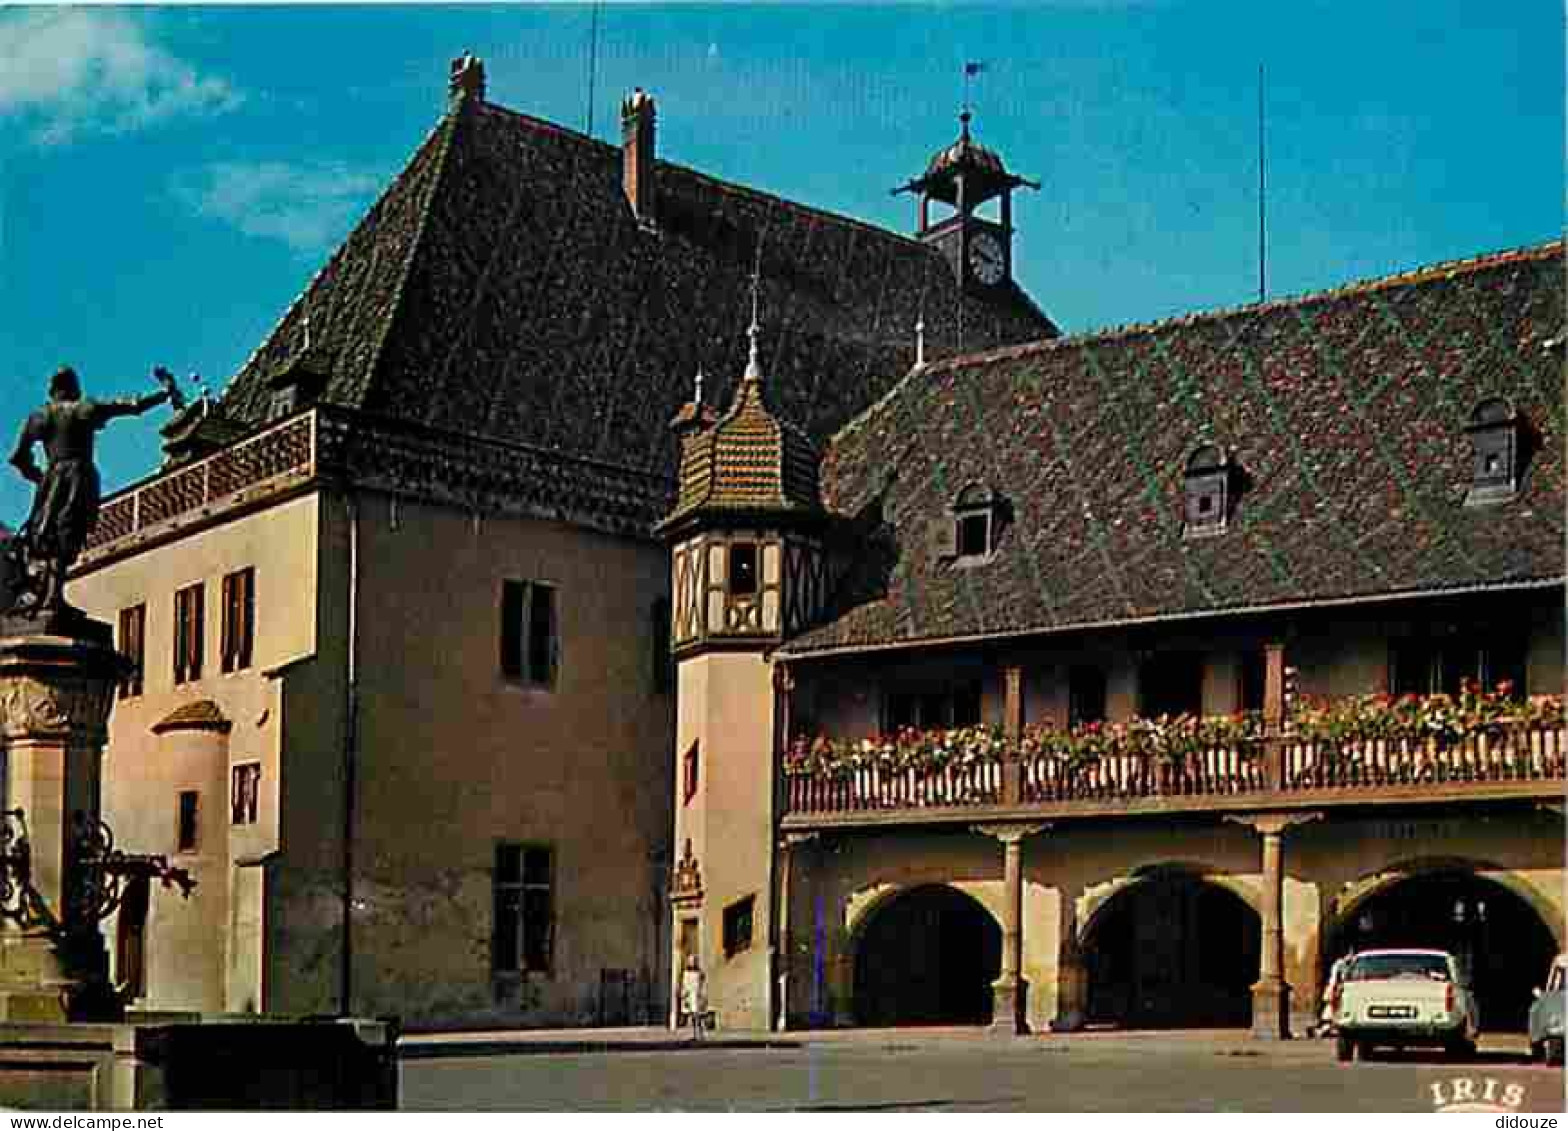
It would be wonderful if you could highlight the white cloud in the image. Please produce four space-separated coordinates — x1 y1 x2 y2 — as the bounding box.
0 9 240 144
172 161 383 254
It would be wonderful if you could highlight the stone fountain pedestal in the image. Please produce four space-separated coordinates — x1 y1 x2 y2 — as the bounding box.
0 621 124 1023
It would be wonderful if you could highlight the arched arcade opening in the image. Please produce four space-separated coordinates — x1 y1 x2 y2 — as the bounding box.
852 884 1001 1026
1083 871 1261 1028
1327 869 1558 1032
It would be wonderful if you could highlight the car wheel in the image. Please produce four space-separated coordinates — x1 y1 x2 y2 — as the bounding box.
1532 1041 1544 1064
1447 1039 1476 1062
1335 1036 1354 1063
1547 1038 1564 1067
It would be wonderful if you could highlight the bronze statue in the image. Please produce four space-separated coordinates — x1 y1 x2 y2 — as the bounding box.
7 366 175 618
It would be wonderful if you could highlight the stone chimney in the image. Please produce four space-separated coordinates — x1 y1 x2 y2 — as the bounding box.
621 88 657 224
448 52 486 111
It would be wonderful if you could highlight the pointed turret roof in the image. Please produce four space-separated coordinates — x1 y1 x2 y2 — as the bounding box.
658 313 824 535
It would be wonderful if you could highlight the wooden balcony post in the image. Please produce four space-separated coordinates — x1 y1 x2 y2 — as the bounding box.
1225 811 1322 1039
1003 665 1024 804
971 821 1048 1034
1262 642 1286 733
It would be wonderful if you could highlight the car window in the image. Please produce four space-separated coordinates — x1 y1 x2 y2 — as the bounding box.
1345 954 1452 982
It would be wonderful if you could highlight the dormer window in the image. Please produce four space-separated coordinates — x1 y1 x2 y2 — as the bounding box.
1183 444 1233 537
1465 397 1523 506
951 483 1000 562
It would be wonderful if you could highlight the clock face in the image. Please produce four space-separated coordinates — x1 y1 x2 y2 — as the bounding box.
968 232 1005 285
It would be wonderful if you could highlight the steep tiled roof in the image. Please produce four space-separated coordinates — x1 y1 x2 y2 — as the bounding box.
219 96 1055 500
784 241 1566 655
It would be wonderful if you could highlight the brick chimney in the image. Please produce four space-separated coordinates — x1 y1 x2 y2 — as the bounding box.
621 88 657 224
448 52 486 111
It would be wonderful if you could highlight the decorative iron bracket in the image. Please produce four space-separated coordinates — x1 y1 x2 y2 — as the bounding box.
67 811 195 928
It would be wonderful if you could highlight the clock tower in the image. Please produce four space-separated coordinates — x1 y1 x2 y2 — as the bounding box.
895 110 1037 291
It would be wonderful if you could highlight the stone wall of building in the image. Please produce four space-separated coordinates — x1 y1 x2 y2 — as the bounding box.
328 492 674 1026
68 492 321 1014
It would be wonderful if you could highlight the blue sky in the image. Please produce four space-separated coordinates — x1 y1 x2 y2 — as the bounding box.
0 2 1561 526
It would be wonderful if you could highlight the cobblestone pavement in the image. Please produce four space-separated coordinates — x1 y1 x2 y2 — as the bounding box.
399 1030 1564 1112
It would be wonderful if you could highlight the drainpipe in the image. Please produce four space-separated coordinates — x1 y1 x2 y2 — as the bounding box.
340 491 361 1016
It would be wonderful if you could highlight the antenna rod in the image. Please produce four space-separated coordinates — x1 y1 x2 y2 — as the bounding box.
586 1 602 137
1258 62 1266 303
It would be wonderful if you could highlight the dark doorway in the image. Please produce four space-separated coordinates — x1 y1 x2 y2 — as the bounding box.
1083 872 1261 1028
1327 870 1558 1032
853 885 1001 1026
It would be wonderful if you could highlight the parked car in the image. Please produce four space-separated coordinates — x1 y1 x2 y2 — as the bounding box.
1332 948 1479 1062
1528 954 1566 1065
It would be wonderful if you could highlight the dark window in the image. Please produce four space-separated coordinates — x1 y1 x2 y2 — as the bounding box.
1238 650 1267 713
494 844 553 975
723 894 755 958
220 567 255 674
956 512 991 557
728 543 758 596
174 583 204 685
885 680 982 731
231 763 261 825
652 598 672 693
1068 665 1107 728
117 603 146 699
500 581 558 687
682 742 699 805
1139 652 1203 718
176 790 199 853
1392 633 1527 699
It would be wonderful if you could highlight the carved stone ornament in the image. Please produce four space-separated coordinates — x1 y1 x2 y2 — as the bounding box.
0 637 125 742
670 837 703 904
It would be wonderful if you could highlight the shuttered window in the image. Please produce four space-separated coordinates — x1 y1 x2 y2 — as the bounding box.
174 583 204 685
220 567 256 674
500 581 559 688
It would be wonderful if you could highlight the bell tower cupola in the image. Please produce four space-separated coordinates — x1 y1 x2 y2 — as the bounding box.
895 108 1038 292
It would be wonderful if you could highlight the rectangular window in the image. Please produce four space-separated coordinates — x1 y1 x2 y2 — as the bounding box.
884 680 982 731
176 790 199 853
117 603 146 699
493 844 553 975
173 583 204 685
956 512 991 558
500 581 558 687
723 894 755 958
1068 665 1107 728
727 543 758 596
682 741 699 805
220 567 256 674
1139 652 1203 718
231 763 261 825
1391 634 1528 699
1238 650 1267 713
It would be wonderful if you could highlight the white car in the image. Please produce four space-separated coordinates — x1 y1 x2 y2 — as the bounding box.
1333 948 1479 1062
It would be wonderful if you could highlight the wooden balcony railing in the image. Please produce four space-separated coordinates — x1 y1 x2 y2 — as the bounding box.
783 720 1566 819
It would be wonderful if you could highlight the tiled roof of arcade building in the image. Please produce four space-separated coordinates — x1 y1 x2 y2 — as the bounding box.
216 57 1055 504
781 239 1566 656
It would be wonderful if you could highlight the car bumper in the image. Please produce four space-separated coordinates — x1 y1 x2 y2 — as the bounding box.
1339 1021 1468 1046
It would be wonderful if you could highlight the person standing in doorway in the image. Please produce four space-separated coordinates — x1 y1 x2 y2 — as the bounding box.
681 954 707 1042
